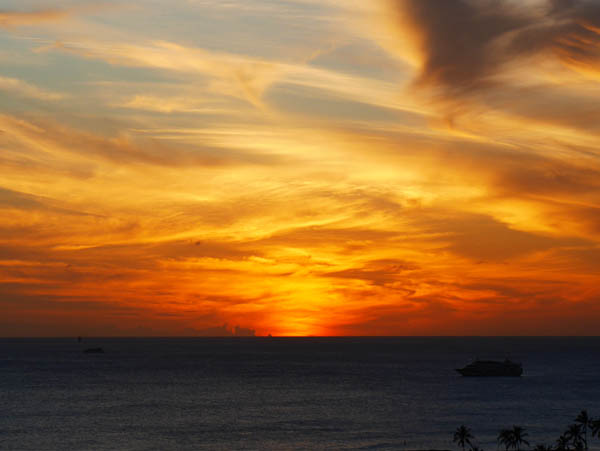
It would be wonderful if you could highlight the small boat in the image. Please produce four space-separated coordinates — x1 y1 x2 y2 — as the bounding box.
456 359 522 377
83 347 105 354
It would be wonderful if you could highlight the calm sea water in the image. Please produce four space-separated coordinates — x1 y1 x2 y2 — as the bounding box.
1 337 600 450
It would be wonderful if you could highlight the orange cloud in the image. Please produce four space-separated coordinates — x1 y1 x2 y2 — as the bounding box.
0 9 69 28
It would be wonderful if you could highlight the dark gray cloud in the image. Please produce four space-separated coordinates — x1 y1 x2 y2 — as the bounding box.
390 0 600 95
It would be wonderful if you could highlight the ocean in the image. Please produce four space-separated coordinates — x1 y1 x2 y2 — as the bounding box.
1 337 599 450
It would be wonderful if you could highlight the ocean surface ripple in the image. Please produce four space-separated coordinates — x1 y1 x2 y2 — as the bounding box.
1 337 599 450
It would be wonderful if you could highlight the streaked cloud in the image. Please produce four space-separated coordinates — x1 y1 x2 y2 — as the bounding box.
0 114 284 168
0 76 63 100
49 38 421 115
0 9 69 28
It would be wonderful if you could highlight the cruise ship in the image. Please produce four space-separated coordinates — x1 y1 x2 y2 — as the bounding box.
456 359 523 377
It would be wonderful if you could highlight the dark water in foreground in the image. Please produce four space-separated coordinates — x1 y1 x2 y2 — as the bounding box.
1 337 600 450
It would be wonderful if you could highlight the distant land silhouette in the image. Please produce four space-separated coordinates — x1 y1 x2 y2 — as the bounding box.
195 323 256 337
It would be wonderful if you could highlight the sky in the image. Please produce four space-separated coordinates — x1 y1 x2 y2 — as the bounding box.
1 0 600 337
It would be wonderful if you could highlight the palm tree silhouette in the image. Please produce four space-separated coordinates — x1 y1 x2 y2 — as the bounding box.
590 419 600 441
533 445 554 451
499 429 516 451
556 434 570 451
498 426 529 451
566 424 584 450
512 426 530 451
454 425 474 451
575 410 590 450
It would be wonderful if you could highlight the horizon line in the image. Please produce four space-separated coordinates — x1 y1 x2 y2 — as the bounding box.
2 335 600 339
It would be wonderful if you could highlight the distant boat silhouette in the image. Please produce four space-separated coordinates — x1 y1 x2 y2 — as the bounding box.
456 359 522 377
83 347 104 354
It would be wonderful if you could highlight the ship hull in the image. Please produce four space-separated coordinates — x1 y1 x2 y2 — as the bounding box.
456 360 523 377
456 368 522 377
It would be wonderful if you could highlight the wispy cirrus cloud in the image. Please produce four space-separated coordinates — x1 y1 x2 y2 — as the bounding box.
49 39 422 115
0 114 286 168
0 3 112 29
0 76 63 100
54 40 284 108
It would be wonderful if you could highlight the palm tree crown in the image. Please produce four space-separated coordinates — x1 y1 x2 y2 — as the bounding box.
556 434 570 451
566 423 584 450
454 425 474 451
533 445 554 451
498 426 529 451
512 426 530 451
590 419 600 439
575 410 590 450
499 428 516 451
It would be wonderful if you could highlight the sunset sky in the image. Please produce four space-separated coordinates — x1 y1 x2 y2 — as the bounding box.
2 0 600 336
